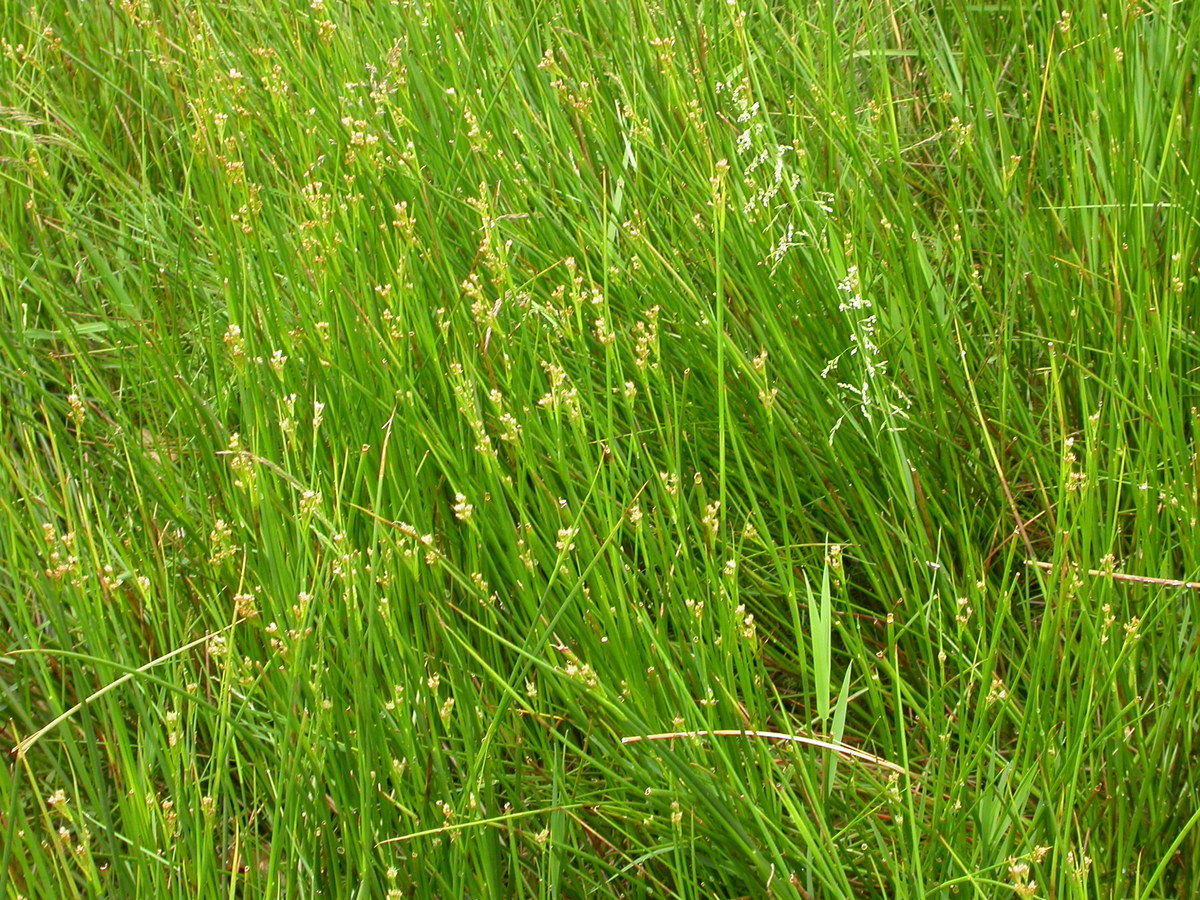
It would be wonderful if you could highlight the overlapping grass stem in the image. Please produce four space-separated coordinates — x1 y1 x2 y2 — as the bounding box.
1 0 1198 896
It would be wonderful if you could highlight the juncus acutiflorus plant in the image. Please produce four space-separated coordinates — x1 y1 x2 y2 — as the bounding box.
1 0 1197 897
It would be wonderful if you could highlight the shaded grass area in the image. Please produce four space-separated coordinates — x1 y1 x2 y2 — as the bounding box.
1 0 1199 896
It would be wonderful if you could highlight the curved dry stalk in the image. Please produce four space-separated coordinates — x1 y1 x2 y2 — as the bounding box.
1028 559 1200 590
621 729 909 777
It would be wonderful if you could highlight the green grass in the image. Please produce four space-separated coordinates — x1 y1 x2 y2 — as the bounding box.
1 0 1198 896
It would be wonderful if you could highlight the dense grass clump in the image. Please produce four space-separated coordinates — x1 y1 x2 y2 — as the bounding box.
2 0 1198 896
